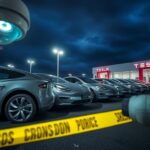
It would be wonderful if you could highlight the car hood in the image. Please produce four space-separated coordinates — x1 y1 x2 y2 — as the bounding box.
86 83 101 87
54 82 88 93
101 84 117 91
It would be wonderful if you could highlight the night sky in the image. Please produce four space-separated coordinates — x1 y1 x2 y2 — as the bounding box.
1 0 150 77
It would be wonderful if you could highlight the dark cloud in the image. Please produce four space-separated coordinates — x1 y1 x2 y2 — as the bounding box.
1 0 150 77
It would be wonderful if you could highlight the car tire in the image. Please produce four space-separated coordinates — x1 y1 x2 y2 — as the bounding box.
4 94 37 123
90 89 96 102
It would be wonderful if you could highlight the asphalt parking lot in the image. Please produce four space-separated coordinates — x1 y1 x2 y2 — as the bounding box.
1 99 150 150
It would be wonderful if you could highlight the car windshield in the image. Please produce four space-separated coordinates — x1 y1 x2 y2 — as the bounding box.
119 80 130 84
105 80 114 85
111 79 122 84
35 74 67 83
50 76 67 83
80 77 98 83
127 80 135 83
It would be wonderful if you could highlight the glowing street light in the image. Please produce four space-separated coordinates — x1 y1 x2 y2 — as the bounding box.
27 59 35 73
7 64 15 68
68 73 72 76
52 48 64 78
82 73 86 77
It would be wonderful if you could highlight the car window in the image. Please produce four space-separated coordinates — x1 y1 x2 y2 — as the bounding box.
69 78 80 83
72 78 81 83
0 72 9 79
35 74 52 81
79 77 98 83
0 69 25 80
65 77 81 83
119 80 130 84
105 80 113 85
64 78 71 82
51 76 67 83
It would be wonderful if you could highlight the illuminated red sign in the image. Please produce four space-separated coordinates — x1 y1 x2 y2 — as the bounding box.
97 67 110 72
134 61 150 69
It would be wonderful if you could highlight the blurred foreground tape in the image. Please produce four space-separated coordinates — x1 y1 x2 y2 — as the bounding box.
0 109 132 148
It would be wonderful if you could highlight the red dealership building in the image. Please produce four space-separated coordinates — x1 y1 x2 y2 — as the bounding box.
93 60 150 83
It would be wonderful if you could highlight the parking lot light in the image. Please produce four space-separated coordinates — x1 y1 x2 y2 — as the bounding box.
52 48 64 78
7 64 15 68
82 73 86 77
27 59 35 73
68 73 72 76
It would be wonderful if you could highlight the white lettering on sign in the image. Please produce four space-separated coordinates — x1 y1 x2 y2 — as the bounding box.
134 61 150 69
140 63 145 68
134 64 139 69
97 67 109 72
146 62 150 67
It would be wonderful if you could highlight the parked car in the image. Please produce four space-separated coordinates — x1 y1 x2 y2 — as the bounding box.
126 79 150 93
135 80 150 92
111 79 142 95
0 67 54 123
64 76 120 101
35 74 92 105
95 78 131 97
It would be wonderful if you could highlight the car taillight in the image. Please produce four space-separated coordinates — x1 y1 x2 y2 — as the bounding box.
39 83 48 89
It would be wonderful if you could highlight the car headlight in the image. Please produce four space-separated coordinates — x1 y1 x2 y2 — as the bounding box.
54 85 72 92
95 86 100 90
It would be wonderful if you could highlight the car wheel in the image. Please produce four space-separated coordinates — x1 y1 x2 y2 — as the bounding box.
4 94 37 123
90 89 96 102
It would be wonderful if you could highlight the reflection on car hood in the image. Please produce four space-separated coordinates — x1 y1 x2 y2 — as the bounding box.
101 84 117 91
86 83 101 87
54 82 88 92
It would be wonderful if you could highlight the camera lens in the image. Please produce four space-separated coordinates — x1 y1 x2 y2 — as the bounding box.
0 0 30 45
0 21 23 45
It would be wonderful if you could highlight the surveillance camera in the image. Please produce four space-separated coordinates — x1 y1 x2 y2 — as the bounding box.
0 0 30 45
122 95 150 126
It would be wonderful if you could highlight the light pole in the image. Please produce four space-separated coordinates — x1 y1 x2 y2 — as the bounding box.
27 59 35 73
53 48 64 78
7 64 15 68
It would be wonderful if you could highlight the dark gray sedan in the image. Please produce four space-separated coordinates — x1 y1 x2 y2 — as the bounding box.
0 67 54 123
35 74 92 105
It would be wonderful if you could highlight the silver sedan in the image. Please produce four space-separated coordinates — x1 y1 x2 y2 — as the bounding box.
35 74 93 106
0 67 54 123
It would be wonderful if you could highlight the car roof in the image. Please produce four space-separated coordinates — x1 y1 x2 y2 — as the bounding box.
0 66 41 79
65 76 88 78
35 73 58 78
0 66 30 74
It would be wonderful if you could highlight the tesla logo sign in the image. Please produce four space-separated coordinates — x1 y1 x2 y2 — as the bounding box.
97 67 109 72
134 62 150 69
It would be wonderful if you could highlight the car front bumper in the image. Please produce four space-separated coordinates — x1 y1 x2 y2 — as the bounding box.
55 95 92 105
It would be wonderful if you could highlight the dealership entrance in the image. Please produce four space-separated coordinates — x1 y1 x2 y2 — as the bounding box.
143 69 150 82
96 68 110 79
97 72 110 79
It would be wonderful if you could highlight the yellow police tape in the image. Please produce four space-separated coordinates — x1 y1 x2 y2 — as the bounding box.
0 109 132 148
